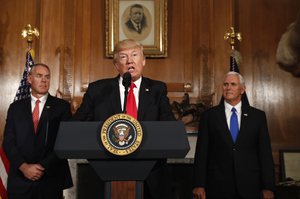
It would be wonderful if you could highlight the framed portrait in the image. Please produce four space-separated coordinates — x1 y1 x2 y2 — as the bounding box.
106 0 168 57
279 149 300 181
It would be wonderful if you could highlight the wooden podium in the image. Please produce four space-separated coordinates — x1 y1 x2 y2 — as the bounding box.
54 121 190 199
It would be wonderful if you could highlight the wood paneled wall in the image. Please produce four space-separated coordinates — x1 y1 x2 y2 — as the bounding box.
237 0 300 172
1 0 300 180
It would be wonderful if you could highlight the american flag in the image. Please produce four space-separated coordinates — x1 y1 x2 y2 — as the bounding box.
14 49 34 101
0 148 9 199
229 49 249 105
0 49 34 199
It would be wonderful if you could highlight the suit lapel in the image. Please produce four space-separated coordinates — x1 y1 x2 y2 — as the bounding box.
217 102 251 144
216 104 234 144
110 76 122 114
23 98 35 132
36 95 53 134
138 78 152 120
238 104 250 141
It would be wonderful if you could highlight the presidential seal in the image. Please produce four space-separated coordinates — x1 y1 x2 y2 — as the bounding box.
100 113 143 156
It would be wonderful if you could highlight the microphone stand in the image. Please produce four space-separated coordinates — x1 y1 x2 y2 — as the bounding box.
122 72 131 114
44 105 50 146
123 86 129 113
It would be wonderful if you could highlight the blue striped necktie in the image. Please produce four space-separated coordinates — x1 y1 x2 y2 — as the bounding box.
230 107 239 143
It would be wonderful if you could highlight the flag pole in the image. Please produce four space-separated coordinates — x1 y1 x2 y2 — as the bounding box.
224 26 242 50
21 24 39 63
224 27 242 73
0 25 40 199
14 24 39 102
221 27 250 106
21 24 39 51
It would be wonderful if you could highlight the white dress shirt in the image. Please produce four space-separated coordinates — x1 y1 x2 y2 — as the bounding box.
31 93 48 118
119 76 141 111
224 101 242 130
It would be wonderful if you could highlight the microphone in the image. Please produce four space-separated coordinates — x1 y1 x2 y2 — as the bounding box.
122 72 131 88
122 72 132 113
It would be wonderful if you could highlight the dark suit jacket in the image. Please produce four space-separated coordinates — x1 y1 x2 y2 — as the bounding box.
3 95 73 195
125 18 147 34
73 76 175 121
193 102 275 199
72 76 175 199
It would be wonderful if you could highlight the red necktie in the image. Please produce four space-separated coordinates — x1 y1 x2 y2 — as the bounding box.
32 99 40 133
126 83 137 119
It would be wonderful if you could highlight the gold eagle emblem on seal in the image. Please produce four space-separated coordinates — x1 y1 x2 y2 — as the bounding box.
100 113 143 156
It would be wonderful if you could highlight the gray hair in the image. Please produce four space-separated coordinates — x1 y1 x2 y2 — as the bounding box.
225 71 245 85
29 63 50 75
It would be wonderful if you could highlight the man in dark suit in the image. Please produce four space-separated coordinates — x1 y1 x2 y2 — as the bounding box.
3 63 73 199
73 39 175 199
192 71 275 199
125 4 147 34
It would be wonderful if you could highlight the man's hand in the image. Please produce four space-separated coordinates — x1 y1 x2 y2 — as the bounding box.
262 189 274 199
192 187 206 199
19 163 45 181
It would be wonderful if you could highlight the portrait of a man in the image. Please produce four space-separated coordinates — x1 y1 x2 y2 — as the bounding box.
125 4 147 34
111 0 167 56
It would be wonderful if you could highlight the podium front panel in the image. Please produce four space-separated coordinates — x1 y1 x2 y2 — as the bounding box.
54 121 190 159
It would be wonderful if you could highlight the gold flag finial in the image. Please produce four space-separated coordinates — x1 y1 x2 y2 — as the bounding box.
21 24 39 59
224 27 242 50
21 24 39 46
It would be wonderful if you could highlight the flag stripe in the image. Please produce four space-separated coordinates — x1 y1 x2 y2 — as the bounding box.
0 149 9 173
0 154 8 189
0 177 7 199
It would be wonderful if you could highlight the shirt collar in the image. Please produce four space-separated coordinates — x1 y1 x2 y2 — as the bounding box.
224 100 242 113
31 93 48 103
119 76 142 91
130 19 140 28
133 76 141 91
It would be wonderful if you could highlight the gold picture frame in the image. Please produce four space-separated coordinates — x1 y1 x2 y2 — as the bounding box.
106 0 168 57
279 149 300 181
